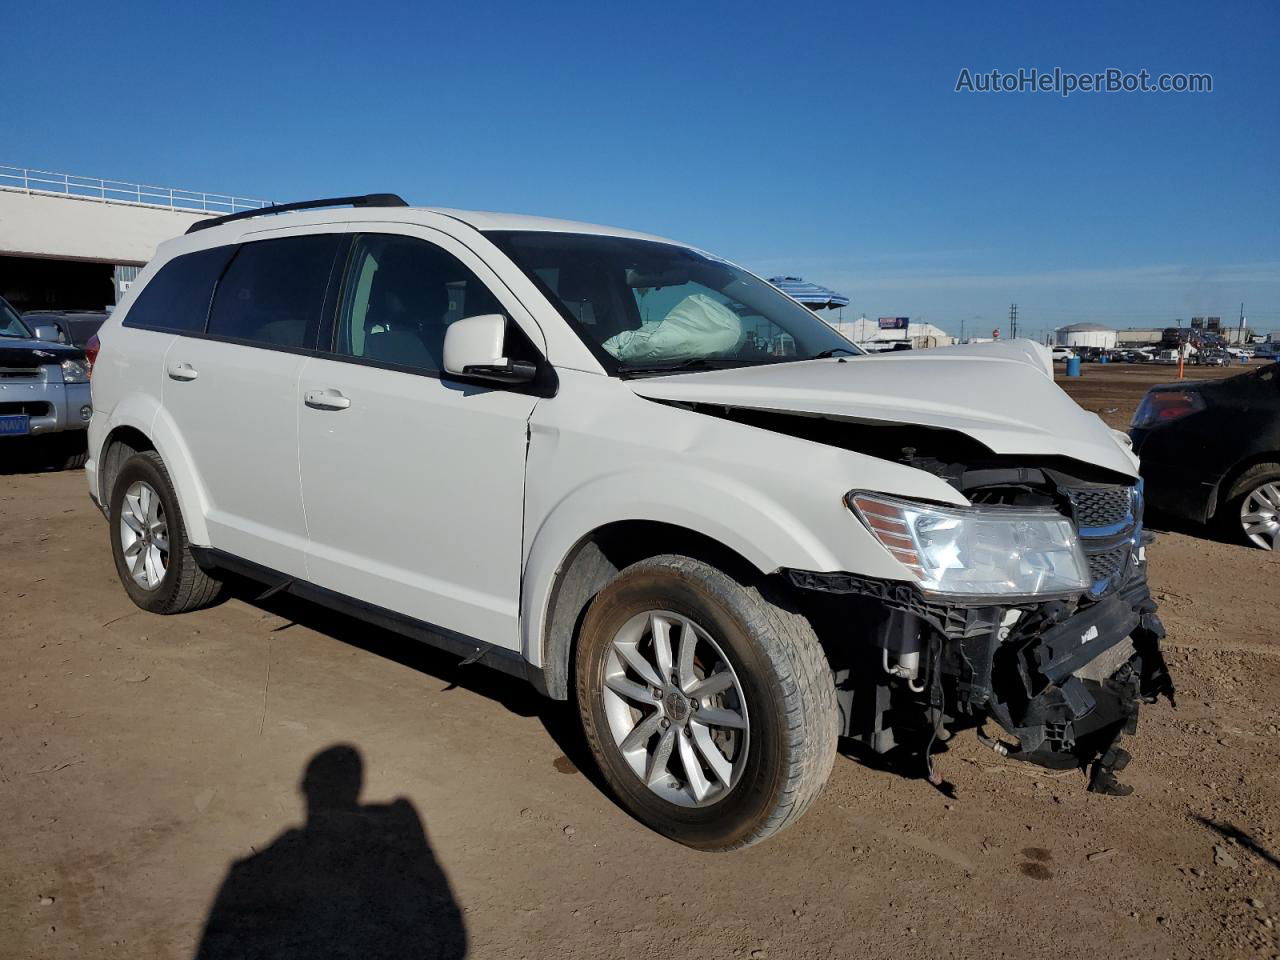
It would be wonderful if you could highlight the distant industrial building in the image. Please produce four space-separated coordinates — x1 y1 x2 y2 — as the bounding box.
1055 322 1117 350
1116 328 1166 347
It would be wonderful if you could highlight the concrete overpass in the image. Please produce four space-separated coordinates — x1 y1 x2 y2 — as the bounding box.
0 166 269 312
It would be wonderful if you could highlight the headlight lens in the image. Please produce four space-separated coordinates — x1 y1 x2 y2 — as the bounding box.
848 492 1089 598
60 359 89 384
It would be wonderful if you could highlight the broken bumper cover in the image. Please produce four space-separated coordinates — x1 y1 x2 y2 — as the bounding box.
981 572 1175 792
787 562 1175 793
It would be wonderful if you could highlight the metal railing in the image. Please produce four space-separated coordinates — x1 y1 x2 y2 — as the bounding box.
0 164 272 215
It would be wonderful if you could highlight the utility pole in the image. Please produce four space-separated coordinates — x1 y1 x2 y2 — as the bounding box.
1009 303 1018 340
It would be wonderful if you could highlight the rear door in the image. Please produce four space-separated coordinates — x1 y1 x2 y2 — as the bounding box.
297 228 544 648
98 247 237 445
161 231 346 576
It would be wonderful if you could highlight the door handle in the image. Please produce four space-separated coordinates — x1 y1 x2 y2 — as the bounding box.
167 362 198 382
304 388 351 411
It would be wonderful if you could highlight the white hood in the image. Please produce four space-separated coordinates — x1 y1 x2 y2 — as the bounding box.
627 341 1138 478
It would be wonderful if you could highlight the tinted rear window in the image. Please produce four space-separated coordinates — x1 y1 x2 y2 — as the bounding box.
123 247 236 333
65 317 105 346
207 235 341 349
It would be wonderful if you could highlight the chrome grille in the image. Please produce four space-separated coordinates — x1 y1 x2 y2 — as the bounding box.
1062 483 1142 595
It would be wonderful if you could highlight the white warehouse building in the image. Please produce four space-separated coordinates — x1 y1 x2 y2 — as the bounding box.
1055 322 1117 350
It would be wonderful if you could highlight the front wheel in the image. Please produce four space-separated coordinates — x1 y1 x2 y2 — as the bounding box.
575 555 837 850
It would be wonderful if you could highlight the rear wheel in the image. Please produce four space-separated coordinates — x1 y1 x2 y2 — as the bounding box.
1221 463 1280 551
575 555 837 850
109 451 224 613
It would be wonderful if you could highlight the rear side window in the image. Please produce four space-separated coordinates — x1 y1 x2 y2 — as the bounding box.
123 247 236 333
207 235 342 349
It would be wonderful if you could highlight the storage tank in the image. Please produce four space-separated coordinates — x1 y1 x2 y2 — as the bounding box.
1055 322 1117 350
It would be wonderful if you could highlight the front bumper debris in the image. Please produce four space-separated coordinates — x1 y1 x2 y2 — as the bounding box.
788 553 1175 795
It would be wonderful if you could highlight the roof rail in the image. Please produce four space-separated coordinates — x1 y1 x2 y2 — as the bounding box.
186 193 409 234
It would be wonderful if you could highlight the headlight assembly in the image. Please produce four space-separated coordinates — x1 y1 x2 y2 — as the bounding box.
847 491 1089 599
60 359 89 384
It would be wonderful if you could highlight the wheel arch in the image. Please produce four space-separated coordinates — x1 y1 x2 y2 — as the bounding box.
530 519 773 701
1210 451 1280 519
97 403 212 545
98 424 156 503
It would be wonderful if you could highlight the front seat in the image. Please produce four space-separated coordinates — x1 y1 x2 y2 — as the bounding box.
362 249 449 369
556 266 626 340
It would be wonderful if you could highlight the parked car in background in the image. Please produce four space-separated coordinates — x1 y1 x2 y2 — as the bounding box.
0 296 93 468
87 195 1172 847
1130 362 1280 550
1050 346 1075 362
859 340 913 354
1194 349 1231 367
22 310 109 348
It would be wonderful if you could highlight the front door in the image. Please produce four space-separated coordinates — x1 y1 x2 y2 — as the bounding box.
298 229 543 649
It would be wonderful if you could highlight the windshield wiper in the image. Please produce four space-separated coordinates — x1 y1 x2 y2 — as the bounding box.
808 347 858 359
618 357 717 378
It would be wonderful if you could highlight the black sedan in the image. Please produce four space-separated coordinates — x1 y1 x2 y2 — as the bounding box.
1130 362 1280 549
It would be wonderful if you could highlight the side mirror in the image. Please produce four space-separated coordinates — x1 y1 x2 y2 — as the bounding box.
443 314 537 384
30 322 63 343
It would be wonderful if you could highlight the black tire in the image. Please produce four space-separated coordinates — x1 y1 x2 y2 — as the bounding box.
60 446 89 470
32 434 87 471
575 555 838 850
108 451 224 613
1219 462 1280 550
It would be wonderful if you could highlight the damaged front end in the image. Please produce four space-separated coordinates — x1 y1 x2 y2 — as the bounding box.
790 468 1176 796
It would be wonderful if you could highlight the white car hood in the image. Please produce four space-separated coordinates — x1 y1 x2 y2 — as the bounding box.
626 341 1138 478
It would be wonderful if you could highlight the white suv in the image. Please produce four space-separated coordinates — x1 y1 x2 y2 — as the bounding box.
87 195 1173 849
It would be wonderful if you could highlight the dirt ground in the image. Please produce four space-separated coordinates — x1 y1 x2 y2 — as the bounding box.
3 363 1279 960
1055 360 1248 429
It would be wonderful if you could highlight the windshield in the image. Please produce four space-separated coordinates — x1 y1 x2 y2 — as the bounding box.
486 232 861 374
0 299 33 339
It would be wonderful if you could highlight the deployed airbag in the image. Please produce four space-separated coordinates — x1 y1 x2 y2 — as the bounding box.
603 294 744 362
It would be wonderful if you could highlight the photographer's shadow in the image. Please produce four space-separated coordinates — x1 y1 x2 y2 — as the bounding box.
195 745 466 959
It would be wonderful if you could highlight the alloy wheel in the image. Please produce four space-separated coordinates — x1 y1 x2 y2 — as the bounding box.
119 480 170 589
1240 481 1280 551
601 610 749 807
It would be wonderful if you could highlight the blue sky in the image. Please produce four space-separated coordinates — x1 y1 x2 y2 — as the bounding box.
6 0 1277 337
